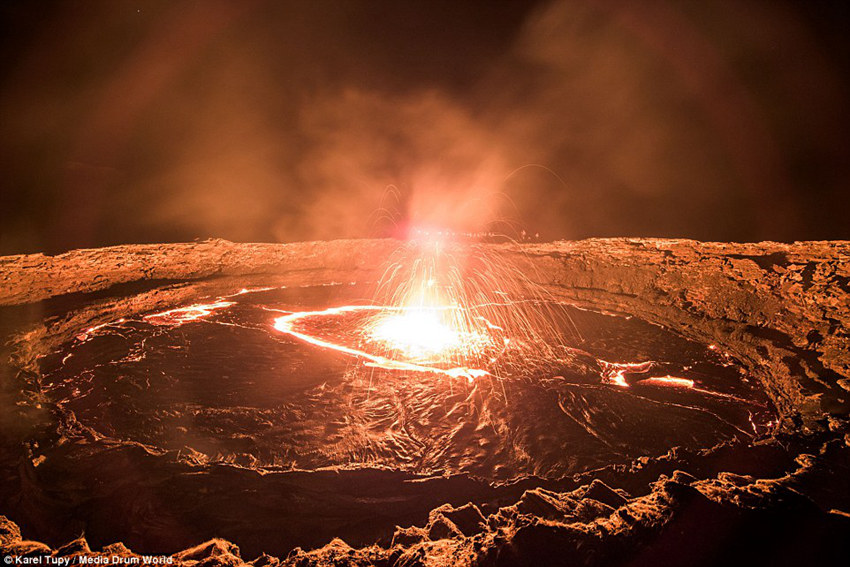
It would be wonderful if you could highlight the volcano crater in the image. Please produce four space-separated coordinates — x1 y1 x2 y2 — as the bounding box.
1 238 848 565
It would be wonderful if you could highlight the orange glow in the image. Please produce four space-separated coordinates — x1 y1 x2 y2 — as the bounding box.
271 237 573 382
272 305 490 381
367 306 488 361
76 318 126 341
601 360 654 388
144 301 235 326
365 238 495 367
640 375 696 388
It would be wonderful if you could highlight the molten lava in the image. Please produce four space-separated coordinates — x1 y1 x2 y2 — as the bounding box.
144 301 235 326
369 308 464 359
271 238 571 381
272 305 491 381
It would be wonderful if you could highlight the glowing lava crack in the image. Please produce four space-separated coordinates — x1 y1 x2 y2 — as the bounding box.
273 305 492 381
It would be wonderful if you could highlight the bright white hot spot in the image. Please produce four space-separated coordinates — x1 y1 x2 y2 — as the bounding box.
369 308 465 359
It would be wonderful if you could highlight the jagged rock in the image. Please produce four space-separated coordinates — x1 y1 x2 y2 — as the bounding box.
102 542 133 555
581 479 628 508
513 488 577 521
426 516 462 541
572 498 614 523
5 540 52 558
0 515 20 546
174 539 242 564
491 522 600 567
670 470 697 484
54 536 91 556
391 526 426 547
0 516 49 558
429 504 486 537
282 539 387 567
248 554 280 567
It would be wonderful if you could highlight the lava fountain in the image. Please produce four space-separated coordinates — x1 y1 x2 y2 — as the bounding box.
272 235 571 381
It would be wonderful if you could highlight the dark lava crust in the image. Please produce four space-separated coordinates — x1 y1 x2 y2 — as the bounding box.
1 238 849 566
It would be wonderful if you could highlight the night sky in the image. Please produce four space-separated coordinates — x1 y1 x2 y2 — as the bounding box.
1 0 849 254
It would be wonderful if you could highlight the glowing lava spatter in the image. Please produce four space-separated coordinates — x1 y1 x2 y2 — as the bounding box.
272 237 574 381
273 305 490 381
367 306 490 361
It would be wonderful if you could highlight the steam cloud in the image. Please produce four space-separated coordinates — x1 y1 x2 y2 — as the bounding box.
1 0 848 253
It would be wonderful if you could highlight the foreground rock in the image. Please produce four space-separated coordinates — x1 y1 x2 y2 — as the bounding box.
2 436 849 565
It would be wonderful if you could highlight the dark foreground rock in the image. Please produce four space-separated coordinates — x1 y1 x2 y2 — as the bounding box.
2 436 849 566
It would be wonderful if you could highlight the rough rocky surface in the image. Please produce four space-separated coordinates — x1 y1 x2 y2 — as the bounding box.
1 237 849 565
1 437 849 566
0 239 396 306
511 239 850 428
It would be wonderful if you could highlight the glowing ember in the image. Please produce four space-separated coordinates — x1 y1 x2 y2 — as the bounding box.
76 318 126 341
